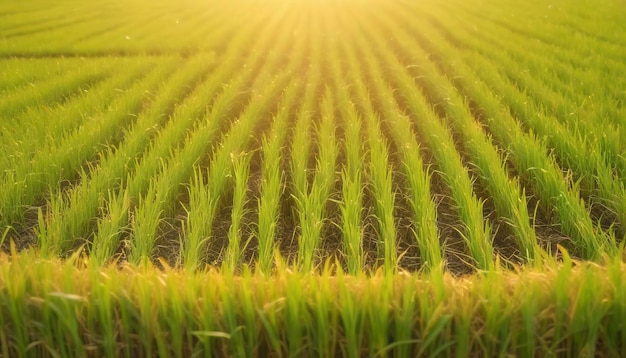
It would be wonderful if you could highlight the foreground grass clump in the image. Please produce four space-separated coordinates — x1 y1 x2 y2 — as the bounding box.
0 248 625 357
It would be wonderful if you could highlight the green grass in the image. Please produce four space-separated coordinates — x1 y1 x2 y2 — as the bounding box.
1 249 626 356
1 0 626 355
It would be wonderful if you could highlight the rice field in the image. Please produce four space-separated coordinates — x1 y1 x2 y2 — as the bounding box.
1 0 626 356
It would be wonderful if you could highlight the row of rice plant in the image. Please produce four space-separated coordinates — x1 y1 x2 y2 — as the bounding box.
328 62 366 274
1 57 177 233
135 9 303 267
0 58 114 120
330 50 398 272
421 9 626 235
339 32 445 274
0 58 153 179
43 54 215 260
183 10 307 271
383 4 619 259
251 77 309 272
293 88 338 272
422 1 626 174
345 16 495 271
368 8 543 264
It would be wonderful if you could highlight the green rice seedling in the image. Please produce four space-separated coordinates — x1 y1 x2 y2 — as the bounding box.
157 271 190 358
223 152 252 271
180 108 250 271
135 269 162 356
511 271 544 357
42 292 88 357
337 107 365 274
36 190 67 258
239 271 265 356
127 179 163 266
71 1 275 57
12 2 274 245
423 80 540 263
0 2 96 34
190 282 223 358
320 22 367 275
485 68 626 234
289 109 313 258
0 62 145 180
33 61 179 255
0 251 31 356
93 77 245 265
567 264 610 356
86 268 120 357
116 6 228 56
296 89 338 272
39 167 104 254
441 0 626 82
327 37 399 273
183 165 221 271
417 3 615 97
363 83 445 272
92 189 130 265
363 116 397 273
2 6 128 55
2 2 626 357
99 5 277 202
285 30 323 258
217 271 256 357
123 58 253 204
412 280 456 357
255 274 288 356
548 247 575 354
338 166 365 273
603 244 626 354
480 268 517 354
254 80 305 273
